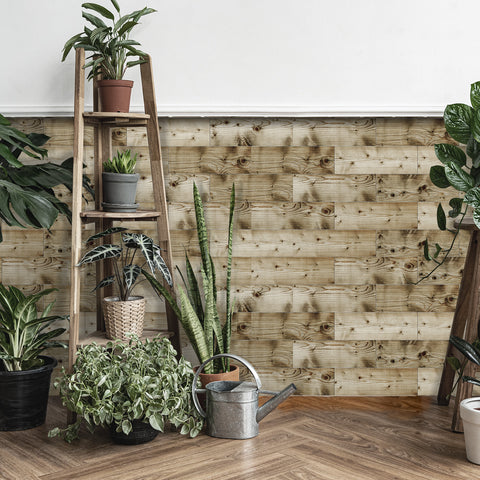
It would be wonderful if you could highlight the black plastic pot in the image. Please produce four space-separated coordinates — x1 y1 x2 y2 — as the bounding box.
0 355 57 431
110 420 159 445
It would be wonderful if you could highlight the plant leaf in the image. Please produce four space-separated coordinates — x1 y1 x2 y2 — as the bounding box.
448 198 463 218
444 103 473 144
429 165 450 188
450 335 480 366
444 162 475 192
86 227 127 244
77 244 122 265
434 143 466 167
436 203 446 230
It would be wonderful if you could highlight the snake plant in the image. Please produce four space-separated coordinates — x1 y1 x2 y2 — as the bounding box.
145 183 235 374
77 227 172 301
62 1 156 80
0 114 93 242
0 285 67 371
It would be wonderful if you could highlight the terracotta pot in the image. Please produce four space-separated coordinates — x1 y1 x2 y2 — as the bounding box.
196 364 240 388
98 79 134 113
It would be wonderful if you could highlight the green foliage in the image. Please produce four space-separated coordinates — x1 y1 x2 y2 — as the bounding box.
446 335 480 396
146 183 236 374
0 285 67 371
0 114 93 242
420 81 480 283
77 227 172 301
62 1 156 80
48 335 203 442
103 149 137 174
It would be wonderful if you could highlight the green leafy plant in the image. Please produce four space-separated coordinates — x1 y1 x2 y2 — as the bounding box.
62 1 156 80
103 149 137 174
48 335 203 442
420 81 480 283
145 183 235 374
77 227 172 301
0 114 93 242
447 335 480 397
0 285 67 372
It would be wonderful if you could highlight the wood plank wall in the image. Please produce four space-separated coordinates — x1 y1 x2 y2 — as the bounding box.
2 117 469 396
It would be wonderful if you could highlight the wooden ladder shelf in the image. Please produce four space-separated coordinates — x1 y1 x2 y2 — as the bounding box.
437 217 480 432
68 48 180 370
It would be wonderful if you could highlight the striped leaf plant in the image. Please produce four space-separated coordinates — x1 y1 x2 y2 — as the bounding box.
77 227 172 301
145 183 235 374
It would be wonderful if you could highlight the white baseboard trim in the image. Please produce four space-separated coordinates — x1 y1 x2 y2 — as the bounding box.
0 105 445 118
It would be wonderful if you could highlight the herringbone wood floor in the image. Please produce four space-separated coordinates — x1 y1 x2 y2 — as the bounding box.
0 396 477 479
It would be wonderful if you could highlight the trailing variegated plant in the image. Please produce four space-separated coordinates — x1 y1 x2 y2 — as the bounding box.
77 227 172 301
145 183 235 374
0 114 93 242
420 81 480 283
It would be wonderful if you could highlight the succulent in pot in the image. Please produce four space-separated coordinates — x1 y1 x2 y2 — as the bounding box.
145 183 237 382
0 285 68 430
48 335 204 443
102 149 139 212
62 1 156 112
77 227 172 340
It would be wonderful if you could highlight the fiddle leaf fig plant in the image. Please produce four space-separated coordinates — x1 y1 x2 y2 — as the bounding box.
49 335 203 442
420 81 480 282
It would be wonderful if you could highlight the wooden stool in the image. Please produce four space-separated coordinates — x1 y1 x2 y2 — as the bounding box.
437 217 480 432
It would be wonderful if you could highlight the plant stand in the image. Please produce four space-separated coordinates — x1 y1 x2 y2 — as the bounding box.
437 217 480 432
68 48 180 372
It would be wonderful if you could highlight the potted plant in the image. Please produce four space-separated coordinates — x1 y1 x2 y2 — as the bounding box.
420 80 480 282
62 1 156 113
48 335 203 443
102 149 139 212
447 335 480 464
77 227 172 340
0 285 67 431
0 113 93 241
144 183 238 384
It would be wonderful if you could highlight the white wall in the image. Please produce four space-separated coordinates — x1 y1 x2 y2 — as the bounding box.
2 0 479 116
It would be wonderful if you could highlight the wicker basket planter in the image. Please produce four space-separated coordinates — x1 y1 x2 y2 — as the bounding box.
103 296 145 340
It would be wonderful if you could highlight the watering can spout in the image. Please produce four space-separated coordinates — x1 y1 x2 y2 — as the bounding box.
256 383 296 423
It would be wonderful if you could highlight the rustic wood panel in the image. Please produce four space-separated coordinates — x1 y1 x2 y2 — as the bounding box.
210 118 293 146
418 201 457 230
292 118 376 146
335 368 418 395
5 115 471 398
376 285 458 312
251 202 334 230
252 367 335 395
417 312 454 340
377 174 450 202
169 229 376 258
376 118 452 146
232 312 334 340
335 312 418 341
209 174 293 202
376 340 446 368
335 257 417 285
231 339 293 367
293 340 376 368
335 146 418 174
293 285 376 312
376 229 471 257
417 367 443 395
293 174 376 202
336 202 418 230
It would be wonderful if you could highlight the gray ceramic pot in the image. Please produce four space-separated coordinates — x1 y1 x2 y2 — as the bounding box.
102 172 139 212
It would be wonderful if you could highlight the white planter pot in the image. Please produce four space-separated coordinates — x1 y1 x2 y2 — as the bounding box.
460 397 480 464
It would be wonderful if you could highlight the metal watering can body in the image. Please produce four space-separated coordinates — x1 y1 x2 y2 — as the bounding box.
192 353 296 439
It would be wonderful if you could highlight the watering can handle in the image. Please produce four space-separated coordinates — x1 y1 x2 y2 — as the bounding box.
192 353 262 418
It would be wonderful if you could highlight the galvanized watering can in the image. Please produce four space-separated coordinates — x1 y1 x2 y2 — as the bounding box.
192 353 296 439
